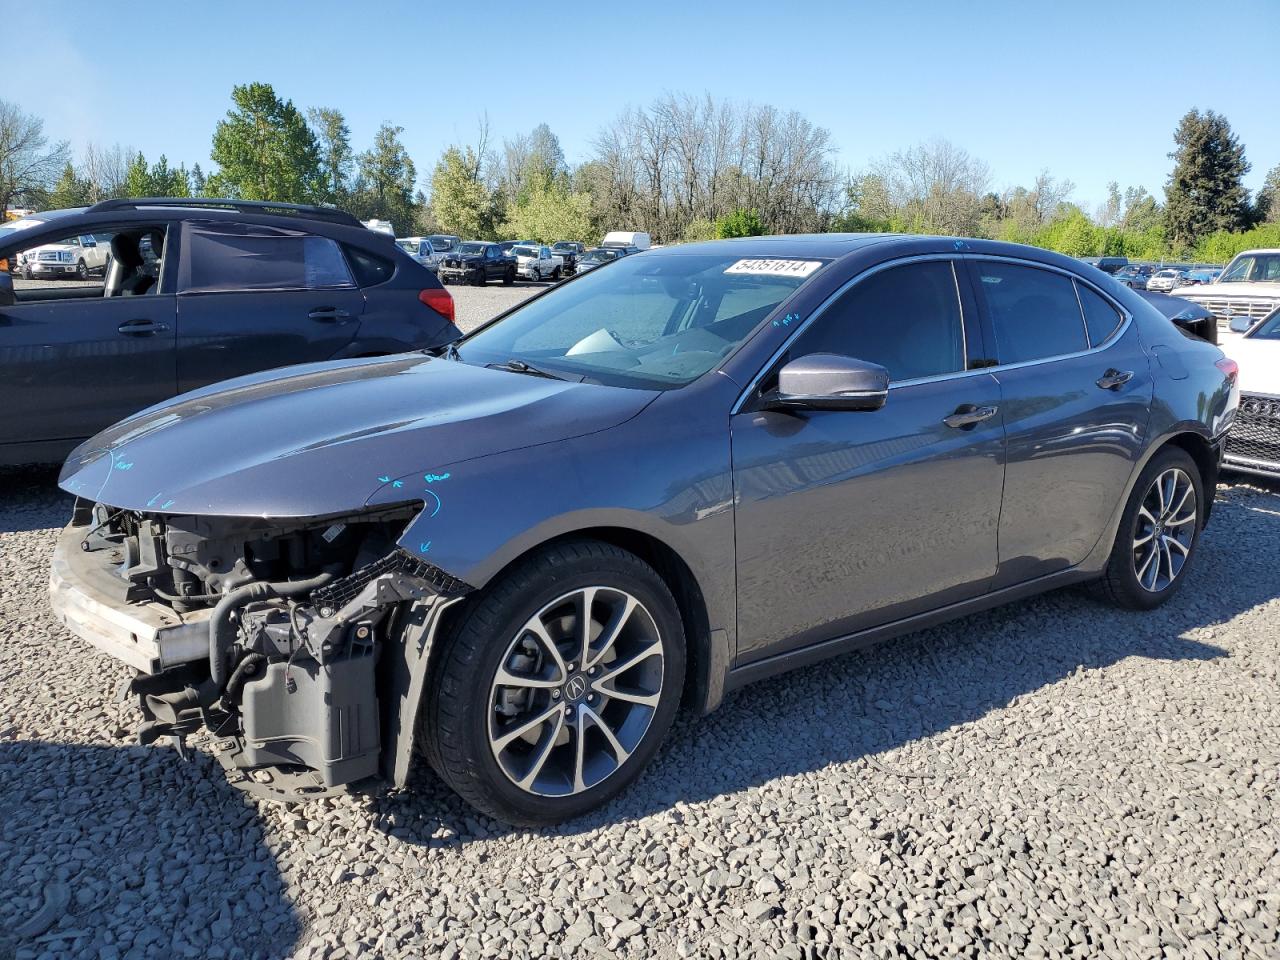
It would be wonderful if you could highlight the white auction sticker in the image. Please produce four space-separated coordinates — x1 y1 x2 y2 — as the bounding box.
724 258 823 278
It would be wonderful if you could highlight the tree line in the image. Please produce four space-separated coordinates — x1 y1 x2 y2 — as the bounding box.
2 86 1277 261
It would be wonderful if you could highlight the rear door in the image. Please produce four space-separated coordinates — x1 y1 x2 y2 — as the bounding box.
174 220 365 392
0 223 176 452
963 257 1153 587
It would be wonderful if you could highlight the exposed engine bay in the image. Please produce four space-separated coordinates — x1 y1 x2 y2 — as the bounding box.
57 498 471 801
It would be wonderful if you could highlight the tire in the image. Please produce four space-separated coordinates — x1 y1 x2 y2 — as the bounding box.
472 269 486 287
552 266 562 280
1093 446 1204 610
22 264 32 280
423 540 686 826
503 266 515 286
76 259 88 280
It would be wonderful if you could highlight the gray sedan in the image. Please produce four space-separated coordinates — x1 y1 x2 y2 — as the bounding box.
50 235 1239 825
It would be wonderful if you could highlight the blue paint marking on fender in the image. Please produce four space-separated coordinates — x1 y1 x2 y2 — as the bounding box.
377 475 391 483
392 480 404 488
424 488 442 518
424 472 451 484
146 492 163 507
419 541 432 554
115 460 134 471
161 499 175 510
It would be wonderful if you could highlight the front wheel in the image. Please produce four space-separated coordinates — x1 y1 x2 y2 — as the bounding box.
76 259 88 280
551 266 562 280
423 540 686 826
1093 446 1204 610
503 266 515 286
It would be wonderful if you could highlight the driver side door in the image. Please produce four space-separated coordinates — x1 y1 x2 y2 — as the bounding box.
730 257 1006 663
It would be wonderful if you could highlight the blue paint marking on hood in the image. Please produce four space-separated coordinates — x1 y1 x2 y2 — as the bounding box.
58 355 657 518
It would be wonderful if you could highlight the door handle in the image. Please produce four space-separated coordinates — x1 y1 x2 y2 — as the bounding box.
1096 368 1134 390
943 404 999 429
117 319 169 335
308 307 352 323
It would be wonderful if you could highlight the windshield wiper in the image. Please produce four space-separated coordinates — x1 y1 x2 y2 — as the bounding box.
485 358 569 381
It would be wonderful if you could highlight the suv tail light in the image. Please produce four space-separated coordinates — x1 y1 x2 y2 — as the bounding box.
1215 357 1238 383
418 288 455 323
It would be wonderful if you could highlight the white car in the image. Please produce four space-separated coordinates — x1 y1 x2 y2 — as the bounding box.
19 234 110 280
512 244 563 281
1223 309 1280 478
1172 248 1280 332
1146 268 1185 293
397 237 439 273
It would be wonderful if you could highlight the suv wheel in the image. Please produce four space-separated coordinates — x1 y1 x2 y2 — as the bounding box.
423 540 686 826
76 259 88 280
1094 446 1203 610
503 266 515 286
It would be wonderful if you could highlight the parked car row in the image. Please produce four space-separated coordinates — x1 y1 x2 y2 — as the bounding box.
431 231 651 286
1110 263 1221 291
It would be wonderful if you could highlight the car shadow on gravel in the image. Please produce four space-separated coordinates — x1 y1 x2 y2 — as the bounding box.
371 488 1280 846
0 739 300 960
0 465 68 534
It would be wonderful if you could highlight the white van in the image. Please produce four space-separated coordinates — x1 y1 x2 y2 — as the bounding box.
601 231 651 251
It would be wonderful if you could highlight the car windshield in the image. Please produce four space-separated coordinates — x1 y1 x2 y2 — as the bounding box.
1220 253 1280 283
513 246 538 257
396 240 420 254
429 236 456 251
1249 311 1280 340
458 252 827 389
1156 270 1178 278
583 251 614 262
457 242 488 255
552 243 574 252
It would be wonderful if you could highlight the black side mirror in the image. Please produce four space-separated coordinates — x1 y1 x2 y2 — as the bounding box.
764 353 890 412
0 269 14 308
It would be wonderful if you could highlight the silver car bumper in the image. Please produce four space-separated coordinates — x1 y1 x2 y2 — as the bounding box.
48 523 211 675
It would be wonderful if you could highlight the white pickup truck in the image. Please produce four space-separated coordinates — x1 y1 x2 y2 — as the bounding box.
19 234 111 280
1172 248 1280 332
512 243 564 281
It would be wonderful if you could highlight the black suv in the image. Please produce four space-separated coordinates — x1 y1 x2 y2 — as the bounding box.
0 198 460 466
437 241 517 286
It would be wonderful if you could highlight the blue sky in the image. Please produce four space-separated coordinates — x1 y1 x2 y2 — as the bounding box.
9 0 1278 211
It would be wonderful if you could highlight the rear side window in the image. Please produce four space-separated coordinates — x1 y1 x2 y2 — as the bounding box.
183 228 354 293
343 245 394 286
789 260 966 382
975 261 1087 364
1076 283 1123 346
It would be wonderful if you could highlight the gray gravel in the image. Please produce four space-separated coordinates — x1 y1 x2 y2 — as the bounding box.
2 298 1278 957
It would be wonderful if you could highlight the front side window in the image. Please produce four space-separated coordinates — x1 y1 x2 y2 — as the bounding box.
1249 310 1280 340
182 227 354 293
4 225 166 300
459 252 826 388
787 260 966 382
975 261 1088 364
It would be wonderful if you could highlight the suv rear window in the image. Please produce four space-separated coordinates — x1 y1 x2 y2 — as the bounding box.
343 245 395 287
183 227 355 293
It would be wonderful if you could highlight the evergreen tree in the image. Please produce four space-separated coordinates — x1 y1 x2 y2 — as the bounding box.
308 107 353 205
48 162 91 209
1164 109 1250 249
123 152 153 197
1256 164 1280 224
351 124 417 230
208 82 322 202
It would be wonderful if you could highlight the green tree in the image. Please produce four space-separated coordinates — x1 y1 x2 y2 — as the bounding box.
681 218 718 242
190 162 207 197
123 151 153 197
715 208 765 238
308 106 353 205
208 82 322 202
430 145 495 239
350 124 418 232
47 162 91 209
147 155 189 197
1256 164 1280 224
501 182 594 243
1164 109 1251 250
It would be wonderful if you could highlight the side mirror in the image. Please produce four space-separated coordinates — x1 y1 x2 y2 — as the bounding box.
0 270 14 307
764 353 890 412
1229 316 1254 334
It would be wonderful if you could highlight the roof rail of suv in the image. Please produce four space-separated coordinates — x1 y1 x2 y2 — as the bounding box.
85 197 365 228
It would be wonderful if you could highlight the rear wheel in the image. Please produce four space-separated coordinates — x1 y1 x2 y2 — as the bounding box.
503 266 515 286
424 540 686 826
472 269 486 286
1094 446 1203 610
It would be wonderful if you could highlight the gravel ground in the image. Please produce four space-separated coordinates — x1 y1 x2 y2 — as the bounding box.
1 289 1278 958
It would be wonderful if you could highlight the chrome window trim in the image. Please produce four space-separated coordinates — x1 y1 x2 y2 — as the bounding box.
730 254 970 415
731 252 1135 414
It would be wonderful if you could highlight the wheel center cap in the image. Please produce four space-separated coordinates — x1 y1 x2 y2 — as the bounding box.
564 674 588 702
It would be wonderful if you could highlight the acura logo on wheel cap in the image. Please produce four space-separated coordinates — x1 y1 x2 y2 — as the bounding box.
565 675 588 700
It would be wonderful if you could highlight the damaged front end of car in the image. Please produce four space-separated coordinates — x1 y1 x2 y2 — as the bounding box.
49 498 472 801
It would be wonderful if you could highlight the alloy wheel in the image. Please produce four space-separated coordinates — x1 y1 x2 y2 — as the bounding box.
487 586 665 797
1132 467 1196 593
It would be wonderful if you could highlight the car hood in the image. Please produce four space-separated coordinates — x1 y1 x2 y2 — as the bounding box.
1225 337 1280 395
58 355 657 518
1179 281 1280 300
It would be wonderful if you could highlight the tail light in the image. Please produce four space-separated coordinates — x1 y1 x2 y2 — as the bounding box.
1215 357 1238 383
418 288 455 324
